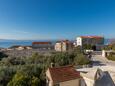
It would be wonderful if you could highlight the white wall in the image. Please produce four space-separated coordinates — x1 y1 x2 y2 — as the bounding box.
77 37 82 46
60 79 80 86
46 69 54 86
55 43 62 51
82 77 95 86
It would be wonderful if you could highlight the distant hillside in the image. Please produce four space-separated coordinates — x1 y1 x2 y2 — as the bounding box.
109 38 115 44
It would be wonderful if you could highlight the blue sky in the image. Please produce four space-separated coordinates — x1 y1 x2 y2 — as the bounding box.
0 0 115 40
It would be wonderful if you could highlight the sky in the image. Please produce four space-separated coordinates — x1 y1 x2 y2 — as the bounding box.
0 0 115 40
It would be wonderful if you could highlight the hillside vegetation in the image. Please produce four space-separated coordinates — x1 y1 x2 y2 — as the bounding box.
0 47 91 86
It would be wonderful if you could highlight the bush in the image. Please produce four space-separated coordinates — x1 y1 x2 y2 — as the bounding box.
0 66 16 86
83 44 92 50
107 53 115 61
7 65 43 86
7 71 41 86
74 53 91 65
0 52 8 60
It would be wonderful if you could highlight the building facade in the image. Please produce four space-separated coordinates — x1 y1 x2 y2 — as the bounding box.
32 42 53 50
76 36 104 50
76 36 104 46
55 40 73 52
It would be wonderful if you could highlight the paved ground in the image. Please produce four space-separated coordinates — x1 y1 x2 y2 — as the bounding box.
77 53 115 85
92 55 115 66
78 54 115 84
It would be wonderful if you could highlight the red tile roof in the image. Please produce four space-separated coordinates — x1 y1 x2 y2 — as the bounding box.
80 36 103 39
32 42 51 44
56 40 71 44
48 66 81 83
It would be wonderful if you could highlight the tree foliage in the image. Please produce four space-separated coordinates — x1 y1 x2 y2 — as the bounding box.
0 48 91 86
82 44 92 50
7 71 41 86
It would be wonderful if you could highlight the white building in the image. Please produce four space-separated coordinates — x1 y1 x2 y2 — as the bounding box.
55 42 62 51
76 36 104 50
55 40 73 52
76 36 104 46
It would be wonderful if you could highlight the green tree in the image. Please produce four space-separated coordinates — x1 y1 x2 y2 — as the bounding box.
83 44 92 50
7 65 42 86
74 53 91 65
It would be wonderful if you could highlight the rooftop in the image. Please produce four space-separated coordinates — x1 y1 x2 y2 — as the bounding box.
32 42 51 44
48 65 81 83
56 40 73 44
80 36 104 39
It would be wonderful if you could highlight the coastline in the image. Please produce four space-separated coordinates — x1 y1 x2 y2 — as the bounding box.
0 40 57 48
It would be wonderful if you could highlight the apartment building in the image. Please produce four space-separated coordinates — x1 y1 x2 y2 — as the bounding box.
55 40 73 52
76 36 104 50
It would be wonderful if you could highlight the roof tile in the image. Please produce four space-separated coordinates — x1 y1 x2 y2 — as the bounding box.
49 66 81 83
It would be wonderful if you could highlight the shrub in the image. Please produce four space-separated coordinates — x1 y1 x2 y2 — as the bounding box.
107 54 115 61
74 53 91 65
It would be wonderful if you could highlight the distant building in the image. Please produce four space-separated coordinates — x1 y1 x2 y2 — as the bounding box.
76 36 104 50
46 66 82 86
32 42 53 50
9 45 32 50
55 40 73 52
